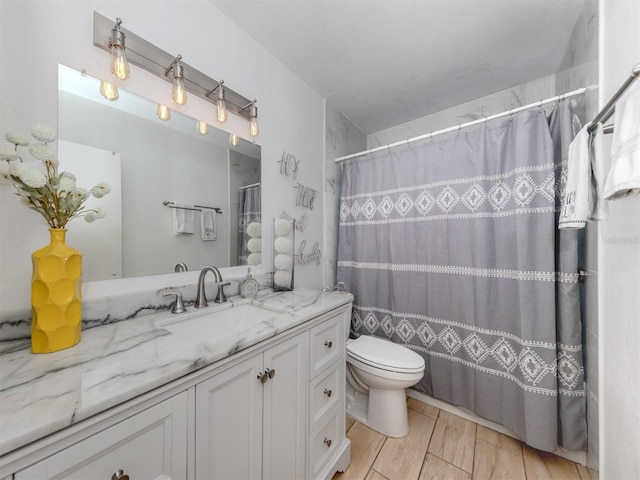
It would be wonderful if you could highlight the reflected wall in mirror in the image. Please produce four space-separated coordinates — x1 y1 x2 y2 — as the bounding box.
57 64 261 281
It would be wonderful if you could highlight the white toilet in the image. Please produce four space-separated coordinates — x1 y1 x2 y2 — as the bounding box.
345 334 425 438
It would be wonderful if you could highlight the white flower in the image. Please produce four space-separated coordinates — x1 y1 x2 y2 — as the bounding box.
9 161 26 177
30 125 56 143
71 187 89 202
0 162 13 184
60 171 76 182
0 148 19 161
91 182 111 198
84 207 106 222
58 174 76 193
18 165 47 188
5 132 29 147
29 143 56 162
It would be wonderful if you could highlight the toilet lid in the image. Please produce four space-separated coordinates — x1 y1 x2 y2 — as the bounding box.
347 335 425 373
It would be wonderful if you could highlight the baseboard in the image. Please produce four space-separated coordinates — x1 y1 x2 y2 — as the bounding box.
407 389 587 466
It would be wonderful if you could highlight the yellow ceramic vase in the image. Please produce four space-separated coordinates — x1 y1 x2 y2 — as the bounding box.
31 228 82 353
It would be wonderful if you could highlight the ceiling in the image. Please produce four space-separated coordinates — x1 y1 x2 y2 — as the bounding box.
211 0 587 134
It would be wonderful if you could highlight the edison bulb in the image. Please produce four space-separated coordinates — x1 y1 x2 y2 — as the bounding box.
250 116 259 137
197 120 208 135
99 81 119 101
156 104 171 121
216 97 227 123
229 133 240 147
110 45 130 80
172 76 187 105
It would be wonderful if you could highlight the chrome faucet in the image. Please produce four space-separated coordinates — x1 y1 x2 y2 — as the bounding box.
174 262 188 272
195 266 230 308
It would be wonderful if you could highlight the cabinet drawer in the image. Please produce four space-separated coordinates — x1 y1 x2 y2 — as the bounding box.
310 362 342 431
16 392 188 480
309 410 341 478
309 312 344 378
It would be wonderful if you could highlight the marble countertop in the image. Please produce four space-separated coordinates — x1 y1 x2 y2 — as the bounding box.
0 289 353 457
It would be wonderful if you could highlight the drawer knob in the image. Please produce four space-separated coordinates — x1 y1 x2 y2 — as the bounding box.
112 470 130 480
257 371 268 384
324 340 333 348
267 368 276 379
324 388 332 397
324 437 332 448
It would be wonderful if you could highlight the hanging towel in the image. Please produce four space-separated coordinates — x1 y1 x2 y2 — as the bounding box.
559 124 593 229
589 123 609 220
603 81 640 200
201 209 217 241
173 203 194 235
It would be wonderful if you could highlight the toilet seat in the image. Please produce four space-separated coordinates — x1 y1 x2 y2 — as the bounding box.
346 335 425 374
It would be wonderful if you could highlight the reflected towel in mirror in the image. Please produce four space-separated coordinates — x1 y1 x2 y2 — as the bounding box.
201 209 217 241
173 203 194 235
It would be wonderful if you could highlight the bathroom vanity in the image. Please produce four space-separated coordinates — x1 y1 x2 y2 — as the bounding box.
0 290 352 480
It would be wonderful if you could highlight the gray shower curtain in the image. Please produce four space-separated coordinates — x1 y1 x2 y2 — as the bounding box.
238 185 261 265
337 101 586 452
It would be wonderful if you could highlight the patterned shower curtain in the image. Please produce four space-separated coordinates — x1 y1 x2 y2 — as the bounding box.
337 101 586 452
238 185 261 265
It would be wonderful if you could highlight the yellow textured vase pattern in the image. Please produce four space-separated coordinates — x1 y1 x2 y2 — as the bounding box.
31 229 82 353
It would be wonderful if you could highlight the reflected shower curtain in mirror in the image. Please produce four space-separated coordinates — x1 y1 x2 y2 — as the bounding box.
238 185 261 265
337 101 586 452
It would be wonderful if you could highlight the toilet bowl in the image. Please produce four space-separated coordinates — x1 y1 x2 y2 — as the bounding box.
345 335 425 438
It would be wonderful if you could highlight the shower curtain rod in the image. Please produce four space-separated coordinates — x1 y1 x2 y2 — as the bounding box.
334 87 587 163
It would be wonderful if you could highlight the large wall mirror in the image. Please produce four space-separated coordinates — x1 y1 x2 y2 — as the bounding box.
57 64 261 282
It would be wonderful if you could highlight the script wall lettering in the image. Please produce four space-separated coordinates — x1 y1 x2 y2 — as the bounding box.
294 182 317 210
278 151 300 179
280 211 309 232
295 240 322 266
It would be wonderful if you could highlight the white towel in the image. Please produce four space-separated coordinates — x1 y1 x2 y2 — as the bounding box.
603 80 640 200
589 123 609 221
201 209 217 241
559 124 593 229
173 203 194 235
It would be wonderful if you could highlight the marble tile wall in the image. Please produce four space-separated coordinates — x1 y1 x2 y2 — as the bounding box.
324 103 367 287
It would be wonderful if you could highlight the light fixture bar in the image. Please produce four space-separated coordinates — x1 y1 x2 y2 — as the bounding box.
93 11 254 121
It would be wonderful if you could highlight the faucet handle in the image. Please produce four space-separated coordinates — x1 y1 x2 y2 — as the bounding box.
163 291 187 314
215 282 231 304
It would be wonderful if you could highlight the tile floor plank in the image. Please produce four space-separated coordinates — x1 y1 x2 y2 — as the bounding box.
407 397 440 419
576 463 592 480
427 411 477 473
419 453 471 480
365 470 390 480
475 424 522 456
333 422 386 480
522 444 582 480
373 410 436 480
472 439 526 480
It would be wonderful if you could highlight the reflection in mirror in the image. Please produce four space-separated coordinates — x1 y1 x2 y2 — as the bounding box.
57 64 261 281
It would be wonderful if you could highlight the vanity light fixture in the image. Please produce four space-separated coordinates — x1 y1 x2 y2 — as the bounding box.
109 18 130 80
215 80 228 123
249 100 259 138
156 104 171 121
99 80 119 101
94 12 257 125
197 120 209 135
229 133 240 147
169 55 187 106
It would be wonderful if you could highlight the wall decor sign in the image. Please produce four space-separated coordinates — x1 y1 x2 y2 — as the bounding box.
294 182 317 210
278 151 300 179
295 240 322 266
280 211 309 232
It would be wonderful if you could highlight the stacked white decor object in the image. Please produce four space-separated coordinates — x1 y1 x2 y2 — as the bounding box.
273 218 294 290
246 222 262 265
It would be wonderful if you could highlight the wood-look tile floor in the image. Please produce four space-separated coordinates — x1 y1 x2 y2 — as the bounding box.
333 398 592 480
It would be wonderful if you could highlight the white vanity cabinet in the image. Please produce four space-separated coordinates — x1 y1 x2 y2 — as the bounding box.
15 392 188 480
3 300 352 480
194 332 308 480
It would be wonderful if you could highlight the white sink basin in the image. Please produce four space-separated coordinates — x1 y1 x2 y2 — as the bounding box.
160 301 285 343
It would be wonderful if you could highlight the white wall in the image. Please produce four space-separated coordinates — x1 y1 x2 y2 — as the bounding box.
0 0 325 310
598 1 640 478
